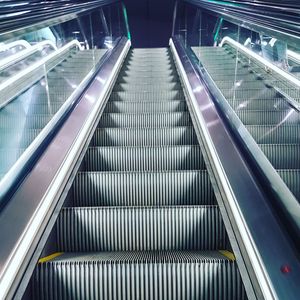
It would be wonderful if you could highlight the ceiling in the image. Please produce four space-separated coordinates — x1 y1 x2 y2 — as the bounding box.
124 0 176 48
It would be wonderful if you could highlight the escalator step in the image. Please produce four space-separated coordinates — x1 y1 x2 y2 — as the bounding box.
34 251 246 300
104 101 187 113
91 127 198 146
57 206 227 251
117 76 179 84
211 74 258 82
260 144 300 169
0 129 41 148
246 125 300 144
83 146 205 171
229 98 289 111
123 66 175 73
221 88 279 100
215 80 266 90
110 90 184 101
237 110 300 125
120 69 177 77
0 148 25 173
277 169 300 201
72 170 215 206
98 112 191 128
3 102 62 115
113 82 181 92
0 114 51 129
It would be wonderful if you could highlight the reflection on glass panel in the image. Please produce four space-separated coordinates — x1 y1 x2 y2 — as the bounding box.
0 2 128 185
174 2 300 202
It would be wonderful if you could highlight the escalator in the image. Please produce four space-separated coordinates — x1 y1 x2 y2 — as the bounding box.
31 48 247 299
0 48 106 180
2 2 300 299
192 44 300 201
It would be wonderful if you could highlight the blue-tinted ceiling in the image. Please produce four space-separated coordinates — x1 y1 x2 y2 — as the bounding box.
124 0 176 48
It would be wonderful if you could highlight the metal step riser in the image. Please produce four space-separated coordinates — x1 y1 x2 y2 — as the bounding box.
125 61 173 66
216 81 266 90
4 104 62 115
0 130 41 148
120 70 177 77
0 116 50 129
260 144 300 169
83 146 205 171
221 90 278 100
34 260 246 300
237 111 300 125
104 102 187 113
91 127 198 146
113 83 182 92
206 70 251 78
110 91 185 101
229 100 289 111
72 171 215 206
212 74 259 82
117 77 179 84
123 66 175 73
57 206 227 251
0 149 25 172
98 113 191 128
278 170 300 201
246 126 300 144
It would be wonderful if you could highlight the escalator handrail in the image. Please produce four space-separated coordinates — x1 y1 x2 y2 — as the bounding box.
0 39 31 52
0 36 130 300
0 39 82 109
0 40 58 72
0 0 118 41
171 36 300 300
219 36 300 89
183 0 300 49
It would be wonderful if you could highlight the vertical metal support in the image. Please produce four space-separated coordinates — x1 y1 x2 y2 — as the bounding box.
213 17 223 46
172 0 178 37
100 8 110 37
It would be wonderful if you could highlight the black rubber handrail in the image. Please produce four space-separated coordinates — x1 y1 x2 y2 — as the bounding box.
0 0 119 41
182 0 300 48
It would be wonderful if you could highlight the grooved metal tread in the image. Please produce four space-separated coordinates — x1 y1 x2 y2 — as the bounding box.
57 206 227 251
34 251 246 300
72 170 215 206
44 251 231 263
246 125 300 144
113 82 181 92
83 145 205 171
91 127 198 146
98 112 192 128
110 90 185 101
104 101 187 113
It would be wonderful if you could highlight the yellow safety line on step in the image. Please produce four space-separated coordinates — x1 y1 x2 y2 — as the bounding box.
219 250 235 261
38 252 64 263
